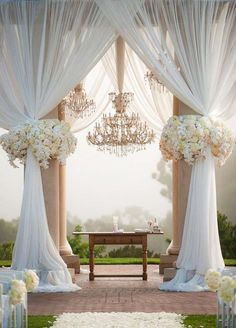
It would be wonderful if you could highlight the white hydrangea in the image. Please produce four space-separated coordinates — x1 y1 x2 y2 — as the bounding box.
24 270 39 292
9 280 27 305
0 119 77 169
218 276 236 303
205 270 236 304
160 115 235 166
205 269 221 291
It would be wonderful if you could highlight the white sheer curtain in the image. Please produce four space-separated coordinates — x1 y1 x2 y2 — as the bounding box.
0 0 115 292
96 0 236 291
71 61 112 133
102 41 172 135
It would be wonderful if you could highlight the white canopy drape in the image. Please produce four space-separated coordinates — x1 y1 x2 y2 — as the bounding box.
71 61 112 134
96 0 236 291
0 0 115 292
102 41 172 135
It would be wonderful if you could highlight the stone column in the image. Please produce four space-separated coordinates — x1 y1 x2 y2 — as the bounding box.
167 98 193 255
58 108 73 256
41 108 60 249
58 106 80 273
159 97 195 275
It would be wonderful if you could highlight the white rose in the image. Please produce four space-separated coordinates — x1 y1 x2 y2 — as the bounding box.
9 280 27 305
24 270 39 292
205 269 221 291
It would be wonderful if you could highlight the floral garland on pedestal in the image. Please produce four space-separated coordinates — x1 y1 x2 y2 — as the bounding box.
0 119 77 169
160 115 235 166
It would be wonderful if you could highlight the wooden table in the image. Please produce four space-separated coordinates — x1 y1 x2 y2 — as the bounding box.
72 231 163 281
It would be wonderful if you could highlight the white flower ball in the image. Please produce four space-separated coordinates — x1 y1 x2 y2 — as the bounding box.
24 270 39 292
205 269 221 291
9 280 27 305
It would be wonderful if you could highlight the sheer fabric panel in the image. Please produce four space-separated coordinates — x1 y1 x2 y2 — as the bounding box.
96 0 236 117
102 41 172 135
96 0 236 291
0 0 115 292
71 61 111 133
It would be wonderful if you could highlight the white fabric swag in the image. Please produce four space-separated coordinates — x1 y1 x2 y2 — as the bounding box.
71 61 112 134
0 0 116 292
102 40 172 136
96 0 236 291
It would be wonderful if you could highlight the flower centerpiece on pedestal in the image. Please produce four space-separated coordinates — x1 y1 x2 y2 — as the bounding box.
0 119 77 169
160 115 235 166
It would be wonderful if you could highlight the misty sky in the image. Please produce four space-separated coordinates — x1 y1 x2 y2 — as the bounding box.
0 125 171 222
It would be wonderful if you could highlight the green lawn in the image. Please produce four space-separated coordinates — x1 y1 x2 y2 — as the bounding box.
1 258 236 266
80 257 161 265
28 315 217 327
29 316 55 328
184 315 216 328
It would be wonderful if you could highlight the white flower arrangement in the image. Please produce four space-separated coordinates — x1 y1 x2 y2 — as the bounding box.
24 270 39 292
205 269 222 291
0 119 77 169
160 116 235 166
205 269 236 303
9 280 27 305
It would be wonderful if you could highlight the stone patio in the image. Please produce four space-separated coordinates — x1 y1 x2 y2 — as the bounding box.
28 265 217 315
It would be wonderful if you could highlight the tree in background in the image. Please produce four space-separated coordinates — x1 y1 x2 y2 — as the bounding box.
67 224 105 258
152 159 172 203
218 211 236 259
152 159 172 244
0 242 14 260
108 245 154 258
0 218 18 243
216 148 236 225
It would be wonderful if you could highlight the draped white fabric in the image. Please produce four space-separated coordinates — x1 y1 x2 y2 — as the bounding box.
71 62 111 134
102 41 172 135
0 0 115 292
96 0 236 291
96 0 236 117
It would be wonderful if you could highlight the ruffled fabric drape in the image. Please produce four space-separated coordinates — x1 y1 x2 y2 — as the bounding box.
0 0 115 292
96 0 236 291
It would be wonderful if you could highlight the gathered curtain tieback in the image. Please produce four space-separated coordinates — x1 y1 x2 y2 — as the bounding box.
159 115 235 166
0 119 77 169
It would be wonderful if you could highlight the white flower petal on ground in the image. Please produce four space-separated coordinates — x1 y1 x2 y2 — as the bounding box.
50 312 185 328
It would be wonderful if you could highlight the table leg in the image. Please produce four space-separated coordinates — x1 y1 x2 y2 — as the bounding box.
89 236 95 281
142 236 147 280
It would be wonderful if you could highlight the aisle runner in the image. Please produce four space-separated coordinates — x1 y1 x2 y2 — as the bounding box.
50 312 184 328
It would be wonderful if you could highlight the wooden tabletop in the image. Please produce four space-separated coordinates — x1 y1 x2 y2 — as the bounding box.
72 231 164 235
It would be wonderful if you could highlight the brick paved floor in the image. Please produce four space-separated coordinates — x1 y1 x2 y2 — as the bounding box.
28 265 217 315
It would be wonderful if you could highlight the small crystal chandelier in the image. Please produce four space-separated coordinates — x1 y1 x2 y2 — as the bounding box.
60 83 96 119
87 92 155 157
144 71 167 93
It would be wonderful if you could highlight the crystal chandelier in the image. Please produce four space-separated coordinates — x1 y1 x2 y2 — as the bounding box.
87 92 155 157
144 71 167 93
60 83 96 119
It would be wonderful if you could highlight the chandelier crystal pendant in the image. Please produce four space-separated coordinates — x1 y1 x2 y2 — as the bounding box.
144 70 167 93
60 83 96 119
87 92 156 157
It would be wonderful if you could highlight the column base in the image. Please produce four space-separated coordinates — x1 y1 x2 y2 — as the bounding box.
159 254 178 275
59 245 73 256
167 244 180 255
62 254 80 274
163 267 177 282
